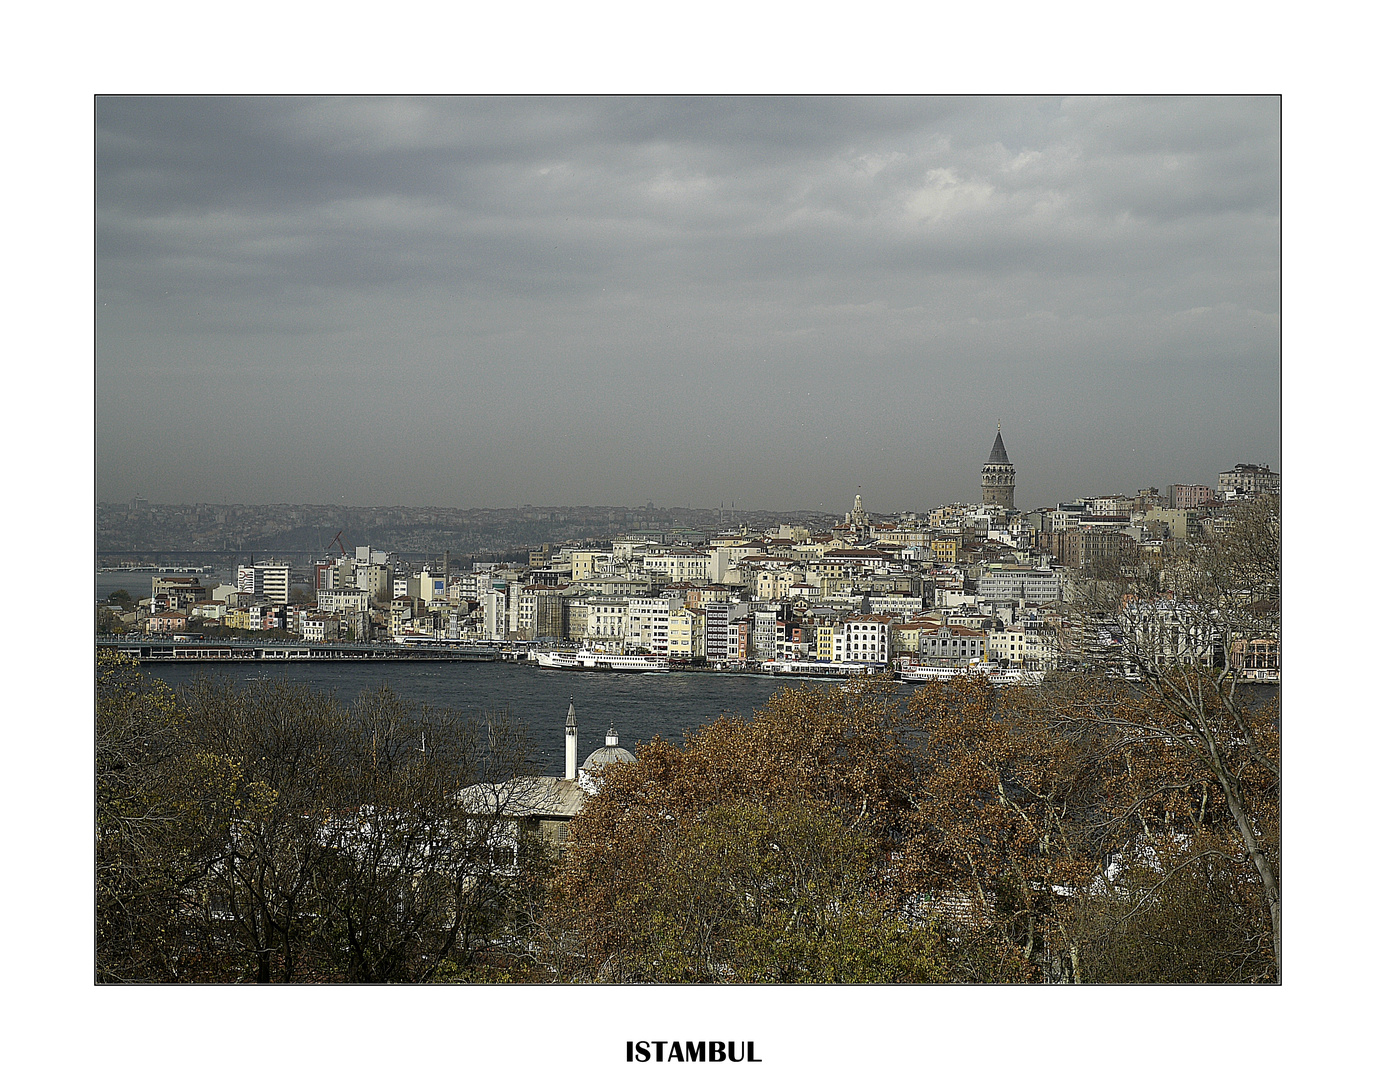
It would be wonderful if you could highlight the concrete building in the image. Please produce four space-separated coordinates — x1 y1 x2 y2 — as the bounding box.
627 597 684 655
318 587 369 615
1169 484 1215 510
839 615 893 665
1218 464 1280 499
976 567 1063 604
235 562 290 604
987 628 1031 667
515 587 566 641
704 601 751 663
919 625 987 666
666 609 704 660
585 599 630 646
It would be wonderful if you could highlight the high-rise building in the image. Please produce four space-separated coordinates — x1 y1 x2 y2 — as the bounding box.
237 562 290 604
981 425 1016 509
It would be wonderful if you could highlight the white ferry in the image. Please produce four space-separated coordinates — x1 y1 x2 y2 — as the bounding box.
897 661 1045 687
758 660 875 678
535 649 670 673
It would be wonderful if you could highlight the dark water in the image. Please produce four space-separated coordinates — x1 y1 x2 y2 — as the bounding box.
142 661 1279 778
151 662 829 776
96 568 232 601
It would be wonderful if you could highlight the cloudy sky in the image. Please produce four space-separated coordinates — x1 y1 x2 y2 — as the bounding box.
95 96 1279 514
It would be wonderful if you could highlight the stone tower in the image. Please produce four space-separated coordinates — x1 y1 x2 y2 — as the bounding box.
981 424 1016 509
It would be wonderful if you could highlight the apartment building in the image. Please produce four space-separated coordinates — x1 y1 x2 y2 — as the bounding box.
585 599 630 646
626 597 684 654
839 615 893 664
918 625 987 666
666 608 704 660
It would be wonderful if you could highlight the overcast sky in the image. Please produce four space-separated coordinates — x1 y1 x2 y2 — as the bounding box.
95 96 1279 515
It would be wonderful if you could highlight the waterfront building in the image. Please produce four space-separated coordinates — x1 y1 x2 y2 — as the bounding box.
666 608 704 660
515 586 566 641
627 596 684 655
918 625 987 666
585 598 630 646
703 601 750 663
987 628 1031 667
839 615 893 665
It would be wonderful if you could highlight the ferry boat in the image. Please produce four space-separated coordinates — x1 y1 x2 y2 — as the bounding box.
758 660 875 678
535 649 671 673
896 661 1045 687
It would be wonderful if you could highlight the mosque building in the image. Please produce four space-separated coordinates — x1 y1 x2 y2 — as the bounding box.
460 700 637 861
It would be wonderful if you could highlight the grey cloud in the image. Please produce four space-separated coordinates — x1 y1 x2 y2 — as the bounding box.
96 96 1279 513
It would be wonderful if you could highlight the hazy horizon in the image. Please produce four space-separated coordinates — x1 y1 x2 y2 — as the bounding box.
97 96 1280 512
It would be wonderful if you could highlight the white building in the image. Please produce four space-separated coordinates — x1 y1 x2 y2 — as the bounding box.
318 587 369 614
626 596 684 655
1218 463 1280 499
976 568 1063 604
584 599 629 646
839 615 893 665
483 590 508 641
643 550 712 582
237 562 291 604
987 628 1031 667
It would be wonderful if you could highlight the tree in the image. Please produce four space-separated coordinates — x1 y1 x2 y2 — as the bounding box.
897 673 1277 983
173 677 348 982
1064 494 1281 976
542 679 944 983
96 651 212 981
171 679 545 982
97 657 544 983
899 675 1110 982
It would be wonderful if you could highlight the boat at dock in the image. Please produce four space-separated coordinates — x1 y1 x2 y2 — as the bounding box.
758 660 875 678
535 649 671 673
896 661 1045 686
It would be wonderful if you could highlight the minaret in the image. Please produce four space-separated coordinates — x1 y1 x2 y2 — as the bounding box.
565 700 578 781
981 422 1016 509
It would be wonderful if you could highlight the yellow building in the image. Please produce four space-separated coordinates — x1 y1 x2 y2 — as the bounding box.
815 624 837 662
891 623 925 657
224 608 253 631
932 537 960 563
667 609 704 660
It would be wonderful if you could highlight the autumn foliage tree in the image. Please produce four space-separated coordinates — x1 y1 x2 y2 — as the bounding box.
541 678 944 983
897 672 1277 983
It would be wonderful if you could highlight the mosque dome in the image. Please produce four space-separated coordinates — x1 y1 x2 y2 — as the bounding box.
582 726 637 771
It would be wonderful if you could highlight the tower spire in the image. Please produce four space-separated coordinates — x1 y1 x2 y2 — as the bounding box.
981 424 1015 509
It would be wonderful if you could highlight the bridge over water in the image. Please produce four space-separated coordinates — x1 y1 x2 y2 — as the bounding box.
99 638 505 663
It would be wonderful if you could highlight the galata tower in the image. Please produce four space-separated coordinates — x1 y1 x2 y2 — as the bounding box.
981 424 1016 509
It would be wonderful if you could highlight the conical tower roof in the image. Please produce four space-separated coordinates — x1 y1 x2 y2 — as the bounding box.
986 426 1010 465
